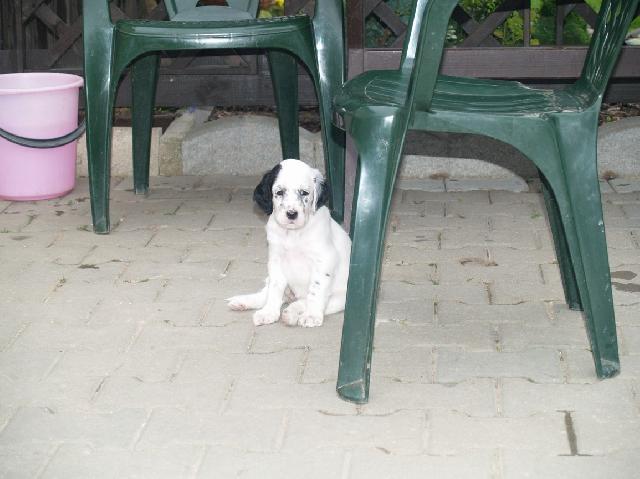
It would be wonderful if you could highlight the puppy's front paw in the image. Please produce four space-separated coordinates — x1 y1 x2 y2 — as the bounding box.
299 311 324 328
282 300 306 326
253 308 280 326
226 296 250 311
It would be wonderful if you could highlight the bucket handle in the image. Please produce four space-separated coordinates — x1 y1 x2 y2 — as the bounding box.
0 120 86 149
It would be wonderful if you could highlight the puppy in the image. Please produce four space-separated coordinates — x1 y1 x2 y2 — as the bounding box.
227 159 351 327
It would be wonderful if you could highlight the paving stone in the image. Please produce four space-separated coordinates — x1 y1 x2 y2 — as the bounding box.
427 410 569 455
197 448 346 479
0 443 54 479
0 408 147 448
92 375 231 412
571 412 640 455
176 349 305 384
488 246 559 265
445 177 528 192
435 301 551 326
376 299 435 324
615 303 640 326
501 378 637 418
9 315 142 353
609 178 640 194
137 408 285 451
498 321 590 351
249 316 344 354
0 375 100 410
383 244 489 265
378 279 489 304
283 409 425 454
3 174 640 476
501 449 640 479
349 449 493 479
441 228 541 249
225 380 357 415
437 349 563 383
561 349 604 384
131 321 254 353
619 325 640 355
373 322 496 352
41 443 204 479
361 378 497 417
47 349 183 383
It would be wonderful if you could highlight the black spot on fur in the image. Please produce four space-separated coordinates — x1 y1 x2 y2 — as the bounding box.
253 164 282 214
316 180 330 210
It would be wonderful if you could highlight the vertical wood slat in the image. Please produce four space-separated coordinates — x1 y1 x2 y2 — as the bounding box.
14 0 24 71
523 0 530 47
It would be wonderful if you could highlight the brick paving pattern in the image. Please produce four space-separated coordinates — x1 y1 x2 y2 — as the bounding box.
1 175 639 478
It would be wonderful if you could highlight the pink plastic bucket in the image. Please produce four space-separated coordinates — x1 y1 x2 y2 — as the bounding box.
0 72 83 201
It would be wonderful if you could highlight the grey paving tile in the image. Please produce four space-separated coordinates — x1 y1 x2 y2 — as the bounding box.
349 449 493 479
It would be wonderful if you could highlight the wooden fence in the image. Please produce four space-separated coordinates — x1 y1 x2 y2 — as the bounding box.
1 0 639 105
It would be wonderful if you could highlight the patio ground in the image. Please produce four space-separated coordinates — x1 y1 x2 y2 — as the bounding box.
1 175 640 478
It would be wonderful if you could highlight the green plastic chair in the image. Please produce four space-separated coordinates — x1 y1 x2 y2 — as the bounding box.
82 0 345 233
334 0 639 403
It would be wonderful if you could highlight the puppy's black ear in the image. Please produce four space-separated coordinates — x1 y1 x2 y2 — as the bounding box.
253 163 281 214
312 169 330 211
316 180 330 210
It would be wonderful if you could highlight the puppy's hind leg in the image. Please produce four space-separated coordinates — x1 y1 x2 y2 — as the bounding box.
324 292 346 315
226 284 268 311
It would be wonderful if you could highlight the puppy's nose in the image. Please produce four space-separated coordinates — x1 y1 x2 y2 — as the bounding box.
286 210 298 220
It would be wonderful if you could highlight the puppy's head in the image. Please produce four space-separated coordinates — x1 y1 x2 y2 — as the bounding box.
253 159 329 230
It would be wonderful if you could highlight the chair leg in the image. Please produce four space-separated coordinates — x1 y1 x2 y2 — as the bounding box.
539 173 582 310
547 129 619 379
267 50 299 160
337 109 407 403
131 53 159 195
312 68 345 225
84 42 117 234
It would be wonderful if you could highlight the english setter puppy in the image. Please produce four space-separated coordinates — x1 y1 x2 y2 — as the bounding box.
227 159 351 327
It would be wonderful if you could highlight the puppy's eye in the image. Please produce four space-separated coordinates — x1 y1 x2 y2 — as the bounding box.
299 190 310 197
275 190 284 197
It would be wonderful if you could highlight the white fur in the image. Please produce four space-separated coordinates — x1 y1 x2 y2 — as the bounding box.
227 159 351 327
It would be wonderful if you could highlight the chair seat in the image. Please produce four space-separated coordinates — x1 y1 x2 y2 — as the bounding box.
115 14 310 38
334 71 585 118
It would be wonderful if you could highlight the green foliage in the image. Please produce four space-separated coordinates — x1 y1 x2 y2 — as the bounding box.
365 0 638 48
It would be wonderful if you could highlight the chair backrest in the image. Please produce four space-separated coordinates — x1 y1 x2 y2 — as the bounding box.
398 0 459 115
577 0 639 97
164 0 259 19
400 0 638 116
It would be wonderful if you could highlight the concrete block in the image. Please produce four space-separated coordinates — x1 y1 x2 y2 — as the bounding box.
76 127 162 177
158 108 211 176
181 115 322 175
598 117 640 177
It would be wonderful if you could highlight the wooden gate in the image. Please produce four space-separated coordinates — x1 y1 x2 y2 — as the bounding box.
1 0 639 104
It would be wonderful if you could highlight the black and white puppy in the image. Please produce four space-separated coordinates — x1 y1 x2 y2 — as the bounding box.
227 159 351 327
